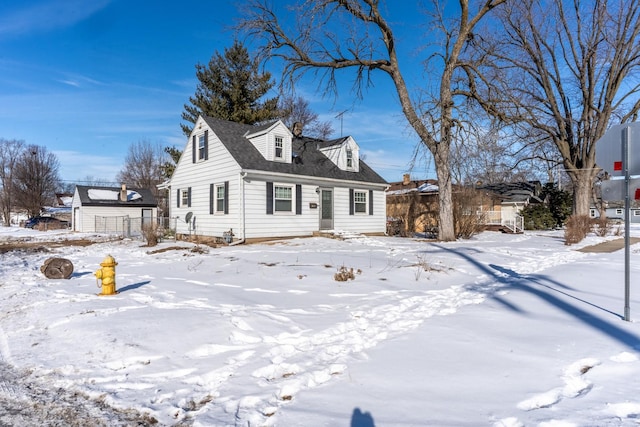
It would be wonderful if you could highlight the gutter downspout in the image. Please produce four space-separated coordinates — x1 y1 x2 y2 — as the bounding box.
229 171 246 246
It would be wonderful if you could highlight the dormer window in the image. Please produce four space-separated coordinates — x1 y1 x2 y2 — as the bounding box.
346 149 353 168
275 136 284 159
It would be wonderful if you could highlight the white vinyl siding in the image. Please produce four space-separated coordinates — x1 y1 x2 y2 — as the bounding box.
242 180 314 239
333 187 385 234
170 124 241 237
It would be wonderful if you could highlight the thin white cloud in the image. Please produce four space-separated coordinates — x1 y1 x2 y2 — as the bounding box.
0 0 111 38
59 79 80 87
53 150 121 182
58 73 105 87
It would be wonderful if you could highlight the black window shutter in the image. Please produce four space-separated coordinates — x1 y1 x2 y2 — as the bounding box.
209 184 214 214
266 182 273 215
176 188 180 207
204 130 209 160
192 136 196 163
369 190 374 215
296 184 302 215
349 188 354 215
224 181 229 214
187 187 192 207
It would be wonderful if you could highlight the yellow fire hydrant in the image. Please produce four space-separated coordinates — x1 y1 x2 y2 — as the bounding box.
95 254 118 296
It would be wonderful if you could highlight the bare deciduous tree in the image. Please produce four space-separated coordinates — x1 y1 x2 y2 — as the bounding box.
0 138 24 225
13 145 61 218
468 0 640 216
450 116 561 186
77 176 114 187
279 95 334 139
240 0 505 241
116 139 168 215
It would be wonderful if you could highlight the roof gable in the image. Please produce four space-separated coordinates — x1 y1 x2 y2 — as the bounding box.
244 120 291 139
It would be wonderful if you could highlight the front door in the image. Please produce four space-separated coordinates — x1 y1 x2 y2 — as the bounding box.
320 188 333 230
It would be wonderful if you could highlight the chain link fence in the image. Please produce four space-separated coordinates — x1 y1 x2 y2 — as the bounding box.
94 216 177 242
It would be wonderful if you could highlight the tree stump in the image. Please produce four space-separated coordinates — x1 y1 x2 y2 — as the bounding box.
40 258 74 279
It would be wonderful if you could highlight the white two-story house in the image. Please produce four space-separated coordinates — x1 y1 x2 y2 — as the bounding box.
161 115 389 243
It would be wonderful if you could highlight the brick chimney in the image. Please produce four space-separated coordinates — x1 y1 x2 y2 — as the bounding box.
119 184 127 202
402 173 411 185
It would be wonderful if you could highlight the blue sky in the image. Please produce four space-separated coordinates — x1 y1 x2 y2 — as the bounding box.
0 1 430 185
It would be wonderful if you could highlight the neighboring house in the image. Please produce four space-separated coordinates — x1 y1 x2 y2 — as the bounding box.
477 181 543 232
72 185 158 234
55 193 73 208
386 174 439 236
386 178 542 236
590 202 640 223
43 192 73 223
161 115 388 242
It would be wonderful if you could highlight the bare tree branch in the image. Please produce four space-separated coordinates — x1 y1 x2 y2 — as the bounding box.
239 0 506 241
468 0 640 215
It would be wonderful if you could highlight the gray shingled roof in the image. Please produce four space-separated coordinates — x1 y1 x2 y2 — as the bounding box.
479 182 543 203
75 185 158 207
201 116 388 185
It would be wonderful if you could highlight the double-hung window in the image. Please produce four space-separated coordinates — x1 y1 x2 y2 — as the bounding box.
198 135 206 160
181 189 190 207
354 190 367 213
346 149 353 168
274 185 292 212
216 184 225 212
275 136 283 159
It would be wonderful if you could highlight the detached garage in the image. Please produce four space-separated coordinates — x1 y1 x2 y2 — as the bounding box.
72 185 158 235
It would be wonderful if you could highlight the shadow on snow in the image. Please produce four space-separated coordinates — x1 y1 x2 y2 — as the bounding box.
430 244 640 350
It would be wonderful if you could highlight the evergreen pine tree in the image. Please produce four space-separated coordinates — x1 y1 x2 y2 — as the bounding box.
181 41 279 135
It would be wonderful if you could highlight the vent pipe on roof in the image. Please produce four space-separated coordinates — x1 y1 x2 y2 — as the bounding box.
120 184 127 202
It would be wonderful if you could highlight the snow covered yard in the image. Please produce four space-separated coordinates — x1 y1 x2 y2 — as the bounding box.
1 226 640 426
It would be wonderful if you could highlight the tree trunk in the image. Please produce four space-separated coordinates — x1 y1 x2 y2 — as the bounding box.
434 142 455 241
569 169 595 217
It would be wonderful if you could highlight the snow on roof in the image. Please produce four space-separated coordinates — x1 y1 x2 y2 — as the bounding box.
87 189 142 201
386 183 439 196
417 182 439 192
